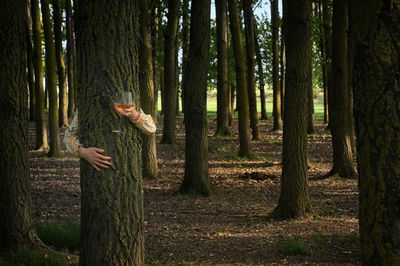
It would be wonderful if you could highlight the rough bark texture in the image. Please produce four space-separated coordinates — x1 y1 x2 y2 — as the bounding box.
139 0 159 180
53 0 68 127
327 0 356 178
215 0 231 137
280 29 285 119
179 0 212 196
26 3 35 122
351 1 400 264
75 1 144 264
272 0 312 219
271 0 283 131
181 0 189 117
228 0 253 157
0 0 41 250
41 0 61 157
161 0 179 144
323 0 332 129
243 0 260 140
254 22 267 120
66 0 75 118
31 0 49 151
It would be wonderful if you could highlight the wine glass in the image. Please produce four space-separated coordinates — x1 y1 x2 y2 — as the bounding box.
112 91 133 134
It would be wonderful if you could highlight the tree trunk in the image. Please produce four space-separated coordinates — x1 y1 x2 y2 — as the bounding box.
271 0 283 131
41 0 61 157
0 0 42 250
323 0 332 129
75 0 144 264
307 50 314 134
139 0 159 179
327 0 356 178
254 21 267 120
350 1 400 264
26 2 35 122
280 26 285 119
53 0 68 127
179 0 212 196
228 0 253 157
181 0 189 115
272 0 312 219
151 0 162 123
161 0 179 144
215 0 231 137
66 0 75 118
243 0 259 140
31 0 49 151
318 0 328 124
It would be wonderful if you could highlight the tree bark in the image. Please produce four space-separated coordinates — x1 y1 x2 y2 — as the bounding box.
228 0 253 157
254 21 267 120
66 0 75 118
31 0 49 151
179 0 212 196
139 0 159 179
53 0 68 127
243 0 260 140
75 0 144 264
215 0 231 137
351 1 400 264
271 0 283 131
41 0 61 157
181 0 189 115
26 2 35 122
0 0 42 250
327 0 356 178
272 0 312 219
323 0 332 129
161 0 179 144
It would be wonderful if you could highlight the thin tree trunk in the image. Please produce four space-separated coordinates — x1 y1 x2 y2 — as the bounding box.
254 21 267 120
181 0 189 115
280 26 285 120
215 0 231 136
151 0 162 123
66 0 75 118
0 0 43 250
26 2 35 122
75 0 144 264
161 0 179 144
41 0 61 157
31 0 49 151
227 0 253 157
323 0 332 129
243 0 260 140
53 0 68 127
272 0 312 219
139 0 159 179
318 0 328 124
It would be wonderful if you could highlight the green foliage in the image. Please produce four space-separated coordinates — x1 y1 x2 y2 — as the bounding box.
0 249 65 266
277 236 309 255
311 232 328 248
36 222 80 250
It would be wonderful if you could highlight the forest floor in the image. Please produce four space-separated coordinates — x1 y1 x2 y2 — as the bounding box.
29 115 360 265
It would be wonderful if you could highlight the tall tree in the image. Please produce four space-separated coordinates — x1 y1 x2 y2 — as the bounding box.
179 0 212 196
318 0 328 124
26 2 35 122
351 1 400 264
271 0 283 131
53 0 68 127
0 0 42 250
31 0 49 151
323 0 332 127
280 23 285 119
215 0 231 136
139 0 159 179
161 0 179 144
75 0 144 264
243 0 260 140
254 21 267 120
180 0 190 115
272 0 312 219
228 0 253 157
66 0 75 118
326 0 356 178
41 0 61 157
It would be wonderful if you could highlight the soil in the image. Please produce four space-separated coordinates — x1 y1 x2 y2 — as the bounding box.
29 116 360 265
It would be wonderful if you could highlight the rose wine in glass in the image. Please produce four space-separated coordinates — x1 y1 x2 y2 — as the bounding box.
112 91 132 134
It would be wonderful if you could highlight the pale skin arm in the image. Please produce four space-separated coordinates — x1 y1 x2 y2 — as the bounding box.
114 101 140 121
78 147 112 171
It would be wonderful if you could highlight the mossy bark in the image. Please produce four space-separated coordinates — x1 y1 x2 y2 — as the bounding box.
0 0 42 250
161 0 179 145
351 1 400 264
179 0 212 196
31 0 49 151
272 0 312 219
41 0 61 157
75 1 144 264
215 0 231 137
139 0 159 180
228 0 253 157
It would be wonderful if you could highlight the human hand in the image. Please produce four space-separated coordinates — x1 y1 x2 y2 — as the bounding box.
114 101 139 122
78 147 112 171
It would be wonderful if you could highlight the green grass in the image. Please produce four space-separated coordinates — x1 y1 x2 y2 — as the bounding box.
277 236 309 256
36 222 80 251
310 232 328 248
0 249 65 266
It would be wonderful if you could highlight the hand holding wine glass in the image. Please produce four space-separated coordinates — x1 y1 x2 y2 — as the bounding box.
114 101 139 122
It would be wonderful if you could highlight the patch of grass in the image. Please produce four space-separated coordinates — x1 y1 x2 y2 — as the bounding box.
0 249 65 266
36 221 80 250
311 232 328 248
345 233 359 244
277 236 309 256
